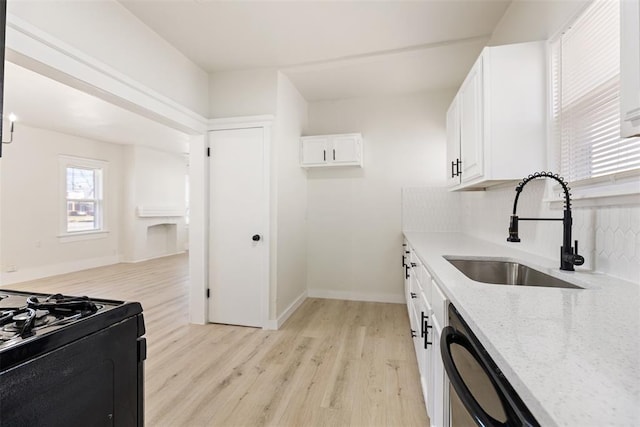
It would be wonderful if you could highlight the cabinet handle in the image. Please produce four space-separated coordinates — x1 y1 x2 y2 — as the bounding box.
422 312 433 349
411 262 417 267
456 158 462 177
411 329 417 338
323 150 326 161
410 292 417 299
420 312 428 337
451 161 456 178
405 265 410 279
333 149 336 160
424 331 433 349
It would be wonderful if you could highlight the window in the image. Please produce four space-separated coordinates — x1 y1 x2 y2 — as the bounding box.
551 0 640 186
59 156 106 236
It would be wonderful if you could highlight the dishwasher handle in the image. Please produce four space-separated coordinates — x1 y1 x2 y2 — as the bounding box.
440 326 516 427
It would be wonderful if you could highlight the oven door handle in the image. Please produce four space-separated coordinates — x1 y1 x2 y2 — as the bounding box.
440 326 512 427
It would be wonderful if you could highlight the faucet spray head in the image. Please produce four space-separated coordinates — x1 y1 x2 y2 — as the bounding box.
507 215 521 242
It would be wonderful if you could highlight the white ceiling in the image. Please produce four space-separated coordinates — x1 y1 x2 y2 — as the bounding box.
3 62 190 154
119 0 512 100
3 1 512 153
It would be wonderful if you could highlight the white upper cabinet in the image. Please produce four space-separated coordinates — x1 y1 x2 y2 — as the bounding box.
446 41 547 190
621 0 640 138
300 133 363 167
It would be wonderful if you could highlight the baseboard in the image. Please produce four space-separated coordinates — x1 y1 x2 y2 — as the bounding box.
0 255 120 286
123 250 187 264
307 289 404 304
263 290 308 330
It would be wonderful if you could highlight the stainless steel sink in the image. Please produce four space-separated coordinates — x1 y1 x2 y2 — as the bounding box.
445 257 583 289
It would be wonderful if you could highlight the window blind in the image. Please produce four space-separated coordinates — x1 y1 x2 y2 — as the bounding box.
552 0 640 182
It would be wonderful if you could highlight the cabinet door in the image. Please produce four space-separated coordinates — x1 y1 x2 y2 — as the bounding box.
446 98 461 187
430 315 447 427
332 135 362 164
459 57 484 183
621 0 640 137
300 137 328 166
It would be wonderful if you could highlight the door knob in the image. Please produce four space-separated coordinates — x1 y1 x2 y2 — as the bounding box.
252 234 261 242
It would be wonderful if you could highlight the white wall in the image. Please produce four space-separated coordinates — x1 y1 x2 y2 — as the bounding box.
209 69 278 118
121 145 187 262
271 72 309 319
0 125 123 285
306 89 453 302
7 0 209 116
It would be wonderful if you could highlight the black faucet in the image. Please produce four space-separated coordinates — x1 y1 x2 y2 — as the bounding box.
507 171 585 271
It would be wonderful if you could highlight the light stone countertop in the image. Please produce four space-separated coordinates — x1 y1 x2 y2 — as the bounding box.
403 232 640 427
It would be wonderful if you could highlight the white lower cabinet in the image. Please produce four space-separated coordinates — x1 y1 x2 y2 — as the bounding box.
404 241 449 426
426 277 449 427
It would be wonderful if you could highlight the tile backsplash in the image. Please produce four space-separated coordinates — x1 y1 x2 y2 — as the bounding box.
402 182 640 284
402 187 462 232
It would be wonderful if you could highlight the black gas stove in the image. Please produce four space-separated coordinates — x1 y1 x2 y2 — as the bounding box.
0 290 146 426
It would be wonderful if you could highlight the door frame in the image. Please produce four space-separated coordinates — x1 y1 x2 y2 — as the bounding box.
207 115 273 328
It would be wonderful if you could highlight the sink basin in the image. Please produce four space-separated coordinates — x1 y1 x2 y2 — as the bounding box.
445 257 583 289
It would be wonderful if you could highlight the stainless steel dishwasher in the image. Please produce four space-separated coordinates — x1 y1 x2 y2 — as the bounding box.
440 303 539 427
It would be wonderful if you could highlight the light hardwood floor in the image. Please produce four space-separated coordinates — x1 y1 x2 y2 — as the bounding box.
8 254 429 427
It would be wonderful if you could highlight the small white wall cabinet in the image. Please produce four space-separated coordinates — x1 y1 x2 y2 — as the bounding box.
446 41 547 190
621 0 640 138
403 241 449 427
300 133 363 167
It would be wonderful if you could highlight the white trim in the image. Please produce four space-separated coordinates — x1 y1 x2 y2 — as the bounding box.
58 230 110 243
5 14 208 134
124 250 187 264
0 255 119 286
307 289 405 304
136 206 184 217
208 115 275 131
261 126 272 329
544 170 640 208
263 291 308 330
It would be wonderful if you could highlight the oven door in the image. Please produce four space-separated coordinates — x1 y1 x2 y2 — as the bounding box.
440 304 539 427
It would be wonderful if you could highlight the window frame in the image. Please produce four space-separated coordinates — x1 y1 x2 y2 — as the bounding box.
58 155 109 241
545 0 640 207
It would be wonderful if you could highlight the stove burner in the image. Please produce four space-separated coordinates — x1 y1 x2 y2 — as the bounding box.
0 293 100 343
1 308 36 337
27 293 98 316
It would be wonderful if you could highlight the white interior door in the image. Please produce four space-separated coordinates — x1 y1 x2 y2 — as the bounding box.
209 127 266 327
